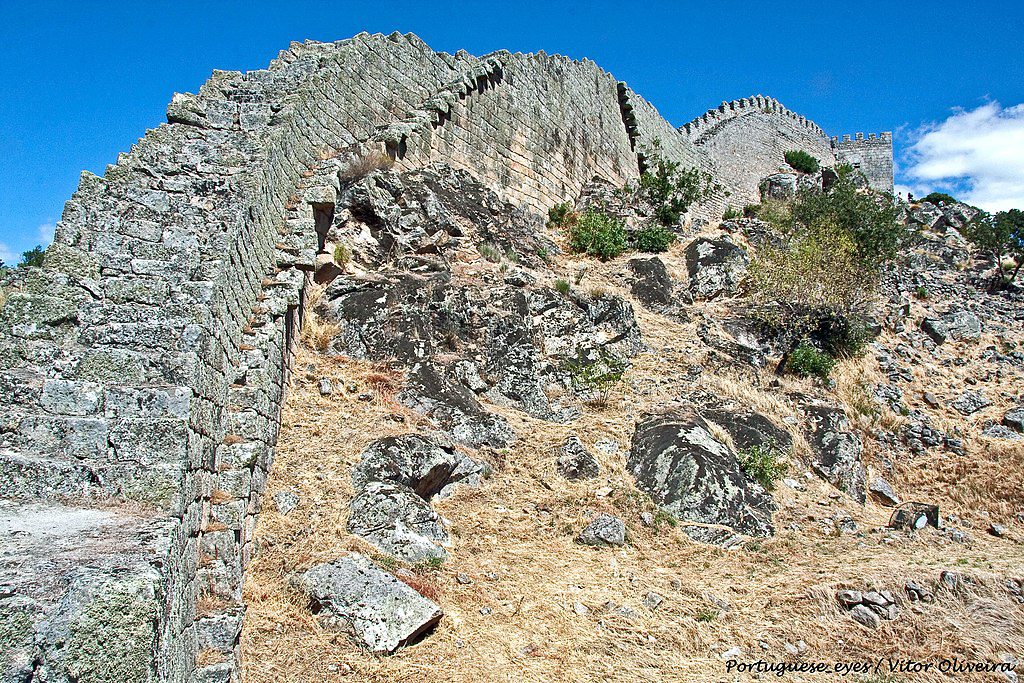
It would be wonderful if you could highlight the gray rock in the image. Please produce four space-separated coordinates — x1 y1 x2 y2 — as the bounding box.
802 402 865 502
1003 407 1024 432
990 523 1008 538
628 257 675 308
761 173 798 200
921 311 981 344
293 554 442 652
628 408 775 542
347 482 449 562
836 590 862 607
868 477 900 507
683 238 748 300
576 513 626 546
905 580 934 603
503 268 535 287
849 604 880 629
983 424 1022 440
923 391 940 408
318 378 334 396
272 491 300 516
351 433 485 500
643 591 665 610
951 390 991 416
556 436 600 480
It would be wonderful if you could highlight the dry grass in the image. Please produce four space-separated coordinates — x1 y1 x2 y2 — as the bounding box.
339 149 394 180
241 227 1024 682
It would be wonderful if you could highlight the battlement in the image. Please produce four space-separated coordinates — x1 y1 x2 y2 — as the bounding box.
830 131 894 192
680 95 828 141
831 131 893 145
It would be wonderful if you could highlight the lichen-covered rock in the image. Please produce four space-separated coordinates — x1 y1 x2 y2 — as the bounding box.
760 173 798 200
348 482 450 562
556 436 600 480
576 513 626 546
293 554 442 652
627 409 775 542
351 433 485 499
683 238 748 300
921 310 981 344
801 401 865 502
627 257 676 308
951 390 991 416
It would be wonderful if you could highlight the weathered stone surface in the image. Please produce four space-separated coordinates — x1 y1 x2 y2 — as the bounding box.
761 173 798 200
921 310 981 344
951 390 991 416
556 436 600 480
351 433 485 499
868 477 900 507
348 482 449 562
293 554 442 652
683 238 748 300
628 409 775 542
1004 407 1024 432
802 402 865 502
273 491 300 515
576 513 626 546
849 604 880 629
627 257 676 308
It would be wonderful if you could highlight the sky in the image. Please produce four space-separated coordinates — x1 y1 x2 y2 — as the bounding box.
1 0 1023 265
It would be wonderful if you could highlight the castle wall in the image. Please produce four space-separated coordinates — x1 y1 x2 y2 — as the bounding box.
831 132 894 193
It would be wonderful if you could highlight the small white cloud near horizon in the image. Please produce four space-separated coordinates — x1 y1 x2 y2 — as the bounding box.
901 101 1024 212
0 242 16 266
37 222 56 246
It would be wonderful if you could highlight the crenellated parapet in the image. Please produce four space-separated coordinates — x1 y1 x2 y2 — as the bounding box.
680 95 828 142
830 131 894 193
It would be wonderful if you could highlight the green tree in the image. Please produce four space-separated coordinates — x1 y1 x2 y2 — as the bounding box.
638 140 717 226
963 208 1024 289
19 245 44 267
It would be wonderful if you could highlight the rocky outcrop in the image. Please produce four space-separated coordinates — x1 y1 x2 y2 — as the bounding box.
347 434 485 561
920 310 982 344
627 409 775 543
684 238 748 300
576 513 627 546
293 554 442 652
801 401 865 502
556 436 600 480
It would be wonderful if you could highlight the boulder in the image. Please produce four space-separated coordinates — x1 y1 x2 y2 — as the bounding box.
1003 407 1024 432
627 257 676 308
951 390 991 416
293 554 442 652
849 604 880 629
627 409 775 542
576 513 626 546
698 399 792 453
760 173 798 200
920 311 981 344
868 477 900 507
556 436 600 480
272 491 299 515
351 433 485 500
683 238 748 300
909 203 945 230
802 403 865 502
347 482 449 562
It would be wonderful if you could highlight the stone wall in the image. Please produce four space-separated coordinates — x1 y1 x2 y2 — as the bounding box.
831 132 895 193
0 31 885 683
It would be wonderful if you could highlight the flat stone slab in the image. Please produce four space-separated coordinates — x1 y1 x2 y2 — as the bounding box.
293 553 442 653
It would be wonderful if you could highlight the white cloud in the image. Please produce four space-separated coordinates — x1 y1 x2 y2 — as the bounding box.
37 222 55 246
901 102 1024 212
0 242 16 266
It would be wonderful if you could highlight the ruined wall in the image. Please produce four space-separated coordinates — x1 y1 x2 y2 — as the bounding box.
0 31 878 683
831 132 894 193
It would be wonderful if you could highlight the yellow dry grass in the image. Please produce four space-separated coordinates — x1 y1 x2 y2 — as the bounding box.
242 235 1024 683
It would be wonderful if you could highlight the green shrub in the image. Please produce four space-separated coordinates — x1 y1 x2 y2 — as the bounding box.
631 225 676 253
547 202 577 230
722 206 742 220
922 191 957 206
567 209 628 261
785 341 836 380
19 245 44 268
554 278 571 295
478 242 502 262
962 208 1024 290
784 150 820 174
564 348 627 405
638 139 717 226
333 242 351 267
737 444 788 490
914 285 928 300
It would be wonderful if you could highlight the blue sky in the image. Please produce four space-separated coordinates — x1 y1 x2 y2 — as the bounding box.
2 0 1023 264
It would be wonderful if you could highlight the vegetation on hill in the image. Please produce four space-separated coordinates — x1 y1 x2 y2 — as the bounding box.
963 208 1024 290
922 191 957 205
638 140 718 227
783 149 820 174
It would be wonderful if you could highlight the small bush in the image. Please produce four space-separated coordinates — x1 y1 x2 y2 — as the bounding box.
631 225 676 253
914 285 928 300
722 206 742 220
478 242 502 263
536 247 552 264
19 245 44 268
695 608 718 623
333 242 351 267
785 341 836 380
554 279 571 295
567 210 628 261
638 139 718 226
547 202 578 230
737 444 788 490
340 150 393 179
922 191 957 206
784 150 820 174
564 348 627 405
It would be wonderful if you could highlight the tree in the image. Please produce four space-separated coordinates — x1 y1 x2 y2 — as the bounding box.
637 140 718 226
19 245 44 267
963 208 1024 290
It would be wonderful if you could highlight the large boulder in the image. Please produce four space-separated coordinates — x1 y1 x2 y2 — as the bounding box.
921 310 981 344
683 238 748 300
627 257 677 308
348 434 486 561
760 173 798 200
802 402 865 502
293 554 442 652
556 436 600 480
627 409 775 542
